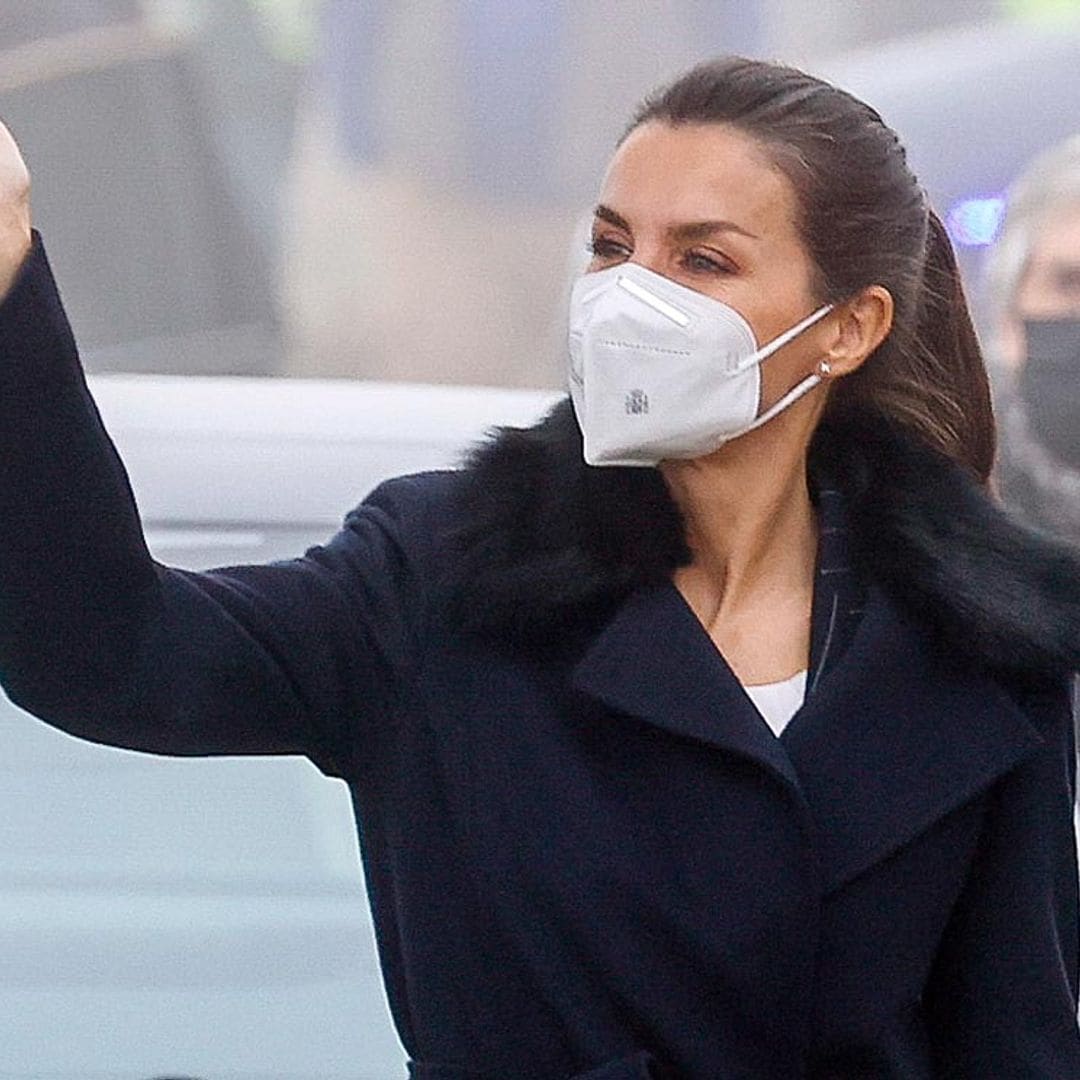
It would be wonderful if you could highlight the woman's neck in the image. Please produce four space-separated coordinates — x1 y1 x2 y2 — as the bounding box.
660 418 819 634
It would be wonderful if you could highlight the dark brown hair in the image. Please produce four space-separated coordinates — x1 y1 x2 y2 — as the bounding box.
627 57 995 483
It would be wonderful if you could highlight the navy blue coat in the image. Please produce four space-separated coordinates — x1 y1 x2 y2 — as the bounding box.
2 236 1080 1078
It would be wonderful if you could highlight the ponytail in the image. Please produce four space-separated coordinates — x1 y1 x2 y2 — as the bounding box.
826 210 996 487
911 210 996 484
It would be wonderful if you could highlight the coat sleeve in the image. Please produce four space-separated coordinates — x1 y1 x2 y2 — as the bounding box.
925 675 1080 1078
0 232 433 779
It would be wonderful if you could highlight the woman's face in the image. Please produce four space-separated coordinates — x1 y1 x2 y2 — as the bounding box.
586 121 832 414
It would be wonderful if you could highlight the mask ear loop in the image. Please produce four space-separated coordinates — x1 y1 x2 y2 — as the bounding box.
740 304 836 432
743 369 825 433
731 303 834 374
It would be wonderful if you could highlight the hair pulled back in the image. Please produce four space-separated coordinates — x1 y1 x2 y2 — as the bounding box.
627 57 994 483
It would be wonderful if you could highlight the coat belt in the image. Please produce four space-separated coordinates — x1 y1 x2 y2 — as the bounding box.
407 1049 666 1079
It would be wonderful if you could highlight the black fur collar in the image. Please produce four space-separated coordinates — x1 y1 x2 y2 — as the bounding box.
450 398 1080 675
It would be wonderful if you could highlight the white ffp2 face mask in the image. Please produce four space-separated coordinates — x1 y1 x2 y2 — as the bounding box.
567 262 833 466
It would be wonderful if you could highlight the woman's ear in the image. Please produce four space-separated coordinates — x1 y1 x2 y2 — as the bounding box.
823 285 894 377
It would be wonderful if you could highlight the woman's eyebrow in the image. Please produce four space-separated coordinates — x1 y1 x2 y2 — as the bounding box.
592 204 758 242
593 204 632 232
668 219 759 242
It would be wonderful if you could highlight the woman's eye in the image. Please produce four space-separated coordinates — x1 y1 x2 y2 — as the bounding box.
682 250 733 275
586 237 630 262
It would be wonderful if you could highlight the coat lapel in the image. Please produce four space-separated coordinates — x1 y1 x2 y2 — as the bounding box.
570 582 803 793
782 586 1046 894
571 580 1045 898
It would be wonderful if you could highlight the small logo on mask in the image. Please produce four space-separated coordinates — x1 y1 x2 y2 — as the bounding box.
625 389 649 415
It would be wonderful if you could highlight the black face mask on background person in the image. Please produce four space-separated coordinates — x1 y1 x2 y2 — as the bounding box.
1020 317 1080 471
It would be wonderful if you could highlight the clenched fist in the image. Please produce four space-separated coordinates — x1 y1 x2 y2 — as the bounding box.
0 119 31 302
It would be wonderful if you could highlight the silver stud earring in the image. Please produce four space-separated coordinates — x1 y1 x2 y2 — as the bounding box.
817 359 832 378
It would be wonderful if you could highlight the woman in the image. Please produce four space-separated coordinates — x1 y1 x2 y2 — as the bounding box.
1 57 1079 1079
984 135 1080 540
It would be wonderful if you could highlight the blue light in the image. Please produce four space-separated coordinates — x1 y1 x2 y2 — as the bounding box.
945 196 1007 247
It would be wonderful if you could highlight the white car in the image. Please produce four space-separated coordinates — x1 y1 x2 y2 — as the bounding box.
0 374 559 1080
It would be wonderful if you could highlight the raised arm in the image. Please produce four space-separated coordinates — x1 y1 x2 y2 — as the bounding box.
0 121 430 779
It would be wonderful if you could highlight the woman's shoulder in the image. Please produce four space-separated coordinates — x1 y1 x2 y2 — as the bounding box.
349 468 473 565
818 416 1080 683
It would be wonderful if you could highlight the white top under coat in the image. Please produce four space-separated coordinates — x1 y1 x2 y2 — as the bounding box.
743 670 808 737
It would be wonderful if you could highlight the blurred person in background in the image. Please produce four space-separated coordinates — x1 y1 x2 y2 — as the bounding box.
985 135 1080 539
3 55 1080 1079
